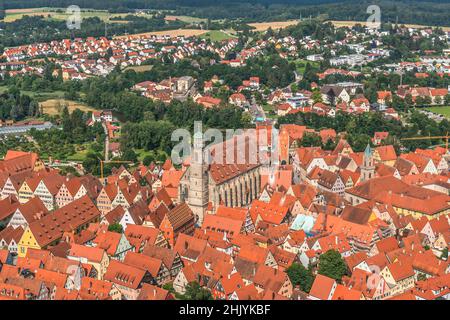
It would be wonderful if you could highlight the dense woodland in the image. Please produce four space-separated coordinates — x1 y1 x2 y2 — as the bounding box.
2 0 450 26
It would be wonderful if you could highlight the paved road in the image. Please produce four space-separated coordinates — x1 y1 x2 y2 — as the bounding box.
249 96 267 122
102 122 110 161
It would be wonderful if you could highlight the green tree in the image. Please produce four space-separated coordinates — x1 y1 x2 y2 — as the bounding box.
143 154 155 166
441 247 448 260
121 146 138 162
405 94 414 109
108 223 123 234
445 95 450 106
182 282 213 300
61 105 72 132
323 138 336 151
318 250 348 282
311 90 323 104
286 263 315 293
301 133 322 147
417 273 427 281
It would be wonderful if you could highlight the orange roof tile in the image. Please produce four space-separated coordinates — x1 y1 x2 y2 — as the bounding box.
309 274 336 300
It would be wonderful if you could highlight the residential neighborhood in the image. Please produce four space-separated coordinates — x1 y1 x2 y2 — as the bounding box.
0 1 449 303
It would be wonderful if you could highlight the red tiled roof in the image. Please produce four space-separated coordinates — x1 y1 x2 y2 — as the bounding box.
309 274 336 300
249 200 289 225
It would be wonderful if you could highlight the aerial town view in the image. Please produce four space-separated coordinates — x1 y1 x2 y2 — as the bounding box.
0 0 449 307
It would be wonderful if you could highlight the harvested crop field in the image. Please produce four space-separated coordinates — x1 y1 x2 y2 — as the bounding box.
247 21 299 31
40 99 96 116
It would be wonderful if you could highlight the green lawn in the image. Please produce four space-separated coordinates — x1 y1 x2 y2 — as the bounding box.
425 106 450 118
200 30 237 42
0 86 66 102
262 104 274 113
66 148 89 161
166 15 207 23
135 149 154 162
290 58 320 75
23 90 66 101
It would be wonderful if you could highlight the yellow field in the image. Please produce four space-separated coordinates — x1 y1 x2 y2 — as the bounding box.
114 28 209 39
330 20 450 32
247 21 299 31
40 99 96 115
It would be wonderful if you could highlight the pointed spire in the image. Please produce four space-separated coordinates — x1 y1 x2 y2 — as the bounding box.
364 144 372 158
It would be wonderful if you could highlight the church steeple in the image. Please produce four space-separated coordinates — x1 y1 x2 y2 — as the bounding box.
361 144 375 182
187 122 209 225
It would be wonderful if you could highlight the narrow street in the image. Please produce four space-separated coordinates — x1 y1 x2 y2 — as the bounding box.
102 122 110 162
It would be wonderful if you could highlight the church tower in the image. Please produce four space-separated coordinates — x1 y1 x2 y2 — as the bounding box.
360 144 375 182
187 130 209 225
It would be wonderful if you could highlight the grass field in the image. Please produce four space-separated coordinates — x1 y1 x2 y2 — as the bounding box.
4 7 132 23
40 99 97 115
291 58 319 74
425 106 450 118
200 30 237 42
114 28 209 39
135 149 154 162
0 86 94 116
66 148 90 161
0 86 67 102
165 15 207 23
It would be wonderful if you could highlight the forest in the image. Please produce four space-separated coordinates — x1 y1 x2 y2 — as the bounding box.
2 1 450 27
